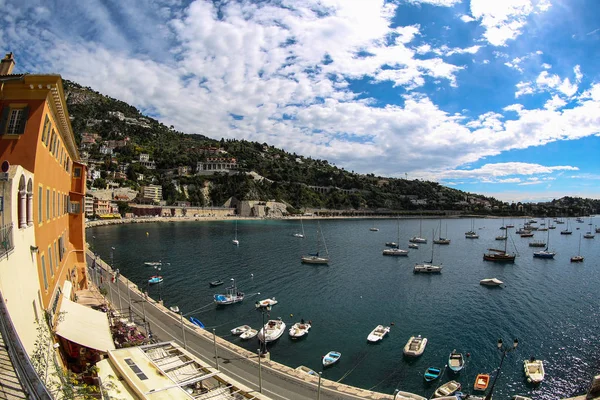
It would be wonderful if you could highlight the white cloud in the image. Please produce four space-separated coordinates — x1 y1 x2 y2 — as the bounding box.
515 81 535 98
544 95 566 110
405 0 462 7
574 65 583 83
460 14 476 23
469 0 550 46
541 63 551 69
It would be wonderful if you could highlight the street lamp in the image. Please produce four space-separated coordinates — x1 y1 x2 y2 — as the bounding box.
259 304 271 356
485 338 519 400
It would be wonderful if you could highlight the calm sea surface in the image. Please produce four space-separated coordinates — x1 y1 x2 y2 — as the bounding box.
88 217 600 399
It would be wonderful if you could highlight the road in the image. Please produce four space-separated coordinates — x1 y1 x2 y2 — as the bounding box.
87 252 421 400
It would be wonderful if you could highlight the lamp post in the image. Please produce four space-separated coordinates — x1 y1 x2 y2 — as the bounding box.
485 338 519 400
259 304 271 356
257 349 263 393
213 329 219 370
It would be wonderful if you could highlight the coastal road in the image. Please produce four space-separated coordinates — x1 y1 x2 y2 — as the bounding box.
87 253 402 400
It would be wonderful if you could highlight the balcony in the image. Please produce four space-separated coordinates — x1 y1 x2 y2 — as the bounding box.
0 223 14 258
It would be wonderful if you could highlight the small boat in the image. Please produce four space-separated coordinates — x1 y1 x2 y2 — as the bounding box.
383 247 409 256
295 365 317 376
529 240 546 247
301 222 329 264
258 318 286 343
506 224 515 228
524 357 545 383
474 374 490 391
465 231 479 239
414 264 442 273
495 235 507 241
434 380 461 398
385 242 398 247
408 243 419 249
231 325 251 335
533 230 555 259
144 261 162 266
433 220 451 244
571 234 584 262
424 367 442 382
410 217 427 243
403 335 428 356
293 217 305 238
583 232 595 239
480 278 503 286
209 279 224 287
232 220 240 245
289 321 311 339
448 350 465 372
561 229 573 235
148 275 163 284
255 297 278 308
370 227 379 231
520 232 534 238
367 325 390 343
214 279 244 305
189 317 204 328
240 328 258 340
322 351 341 367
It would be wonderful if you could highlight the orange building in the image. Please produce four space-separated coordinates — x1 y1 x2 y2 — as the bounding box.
0 52 87 314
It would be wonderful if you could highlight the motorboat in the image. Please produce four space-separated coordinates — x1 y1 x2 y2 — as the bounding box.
434 380 461 398
383 247 409 256
189 317 204 328
214 279 244 305
258 318 286 343
448 350 465 372
409 236 427 243
414 263 442 273
289 321 311 339
322 351 341 367
385 242 398 247
232 219 240 245
295 365 317 376
144 261 162 266
255 297 278 308
524 357 545 383
209 279 224 287
408 243 419 249
367 325 390 343
474 374 490 391
240 328 258 340
480 278 503 286
403 335 428 356
370 227 379 231
148 275 163 284
529 240 546 247
424 367 441 382
231 325 251 335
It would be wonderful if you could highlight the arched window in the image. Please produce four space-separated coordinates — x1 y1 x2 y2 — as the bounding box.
26 178 33 226
18 175 26 229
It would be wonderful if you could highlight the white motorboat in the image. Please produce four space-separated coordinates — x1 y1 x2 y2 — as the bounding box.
255 297 278 308
414 263 442 273
403 335 428 356
434 380 461 398
295 365 317 376
408 243 419 249
524 357 545 383
322 351 341 367
214 279 244 305
240 328 258 340
232 219 240 246
289 321 311 339
144 261 162 266
370 227 379 231
258 318 286 343
383 248 409 256
231 325 251 335
480 278 503 286
367 325 390 343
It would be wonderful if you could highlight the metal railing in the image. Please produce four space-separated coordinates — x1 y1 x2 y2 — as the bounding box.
0 223 14 258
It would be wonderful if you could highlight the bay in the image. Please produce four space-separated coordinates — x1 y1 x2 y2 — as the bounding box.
88 217 600 399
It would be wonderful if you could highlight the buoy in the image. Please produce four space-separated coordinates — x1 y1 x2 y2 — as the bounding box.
391 322 395 326
251 273 254 277
290 314 293 317
146 232 149 236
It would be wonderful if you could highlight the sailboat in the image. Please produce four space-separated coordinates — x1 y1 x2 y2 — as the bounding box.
293 216 305 238
571 234 584 262
414 230 442 273
232 220 240 245
433 220 450 245
301 222 329 264
560 218 572 235
484 228 516 262
533 229 555 259
214 278 244 305
409 216 427 243
583 217 595 238
383 218 409 256
465 219 479 238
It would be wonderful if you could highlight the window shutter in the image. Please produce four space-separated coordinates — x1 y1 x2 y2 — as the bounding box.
0 107 9 134
17 106 29 134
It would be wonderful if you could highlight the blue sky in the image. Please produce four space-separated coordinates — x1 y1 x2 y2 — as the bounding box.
2 0 600 202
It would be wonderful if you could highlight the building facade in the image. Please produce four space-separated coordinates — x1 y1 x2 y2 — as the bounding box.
0 53 87 355
141 184 162 203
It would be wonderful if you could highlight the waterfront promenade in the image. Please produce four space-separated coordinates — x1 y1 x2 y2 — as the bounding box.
86 249 425 400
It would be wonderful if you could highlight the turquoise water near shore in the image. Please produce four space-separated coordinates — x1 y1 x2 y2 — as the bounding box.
88 217 600 399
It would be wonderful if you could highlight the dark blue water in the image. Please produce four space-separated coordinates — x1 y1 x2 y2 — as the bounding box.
88 218 600 399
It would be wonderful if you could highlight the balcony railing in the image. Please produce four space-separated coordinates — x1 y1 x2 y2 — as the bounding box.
0 223 14 258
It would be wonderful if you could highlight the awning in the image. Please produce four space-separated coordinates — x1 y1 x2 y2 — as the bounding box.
55 297 115 352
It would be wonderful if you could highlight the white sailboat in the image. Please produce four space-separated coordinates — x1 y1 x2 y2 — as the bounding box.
293 216 305 238
232 220 239 246
383 218 409 256
433 220 450 245
465 219 479 238
301 221 329 264
414 230 442 273
409 216 427 243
